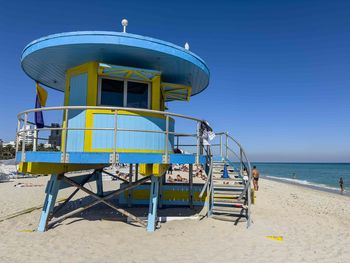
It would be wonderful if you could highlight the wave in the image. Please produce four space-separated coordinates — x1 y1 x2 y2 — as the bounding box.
264 175 342 192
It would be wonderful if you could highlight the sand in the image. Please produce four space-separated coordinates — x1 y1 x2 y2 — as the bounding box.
0 176 349 263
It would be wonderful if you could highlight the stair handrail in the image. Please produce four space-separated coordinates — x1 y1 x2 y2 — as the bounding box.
198 145 214 216
215 132 252 228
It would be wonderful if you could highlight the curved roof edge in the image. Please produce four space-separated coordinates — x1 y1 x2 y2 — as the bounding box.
21 31 210 96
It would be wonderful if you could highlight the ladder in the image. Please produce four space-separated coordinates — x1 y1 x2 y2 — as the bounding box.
211 161 249 224
206 132 252 227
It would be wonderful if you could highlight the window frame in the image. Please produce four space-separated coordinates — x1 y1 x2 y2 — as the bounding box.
98 76 151 109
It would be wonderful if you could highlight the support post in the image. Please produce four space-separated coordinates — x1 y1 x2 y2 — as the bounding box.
189 164 193 209
159 174 163 209
147 175 160 232
128 164 133 207
37 174 61 232
96 170 103 197
135 164 139 181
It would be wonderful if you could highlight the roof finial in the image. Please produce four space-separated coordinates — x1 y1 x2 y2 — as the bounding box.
121 19 128 33
184 42 190 50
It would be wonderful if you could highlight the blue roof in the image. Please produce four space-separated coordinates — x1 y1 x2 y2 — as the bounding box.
21 31 210 96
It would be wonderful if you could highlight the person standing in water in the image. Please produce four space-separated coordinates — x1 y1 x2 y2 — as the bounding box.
252 166 260 191
339 177 344 194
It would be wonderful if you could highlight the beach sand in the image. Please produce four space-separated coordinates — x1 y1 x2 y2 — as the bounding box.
0 177 349 263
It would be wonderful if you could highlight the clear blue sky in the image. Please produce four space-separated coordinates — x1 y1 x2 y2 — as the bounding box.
0 0 349 162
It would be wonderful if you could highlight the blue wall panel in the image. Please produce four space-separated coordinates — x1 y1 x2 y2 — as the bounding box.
67 73 87 152
92 114 175 152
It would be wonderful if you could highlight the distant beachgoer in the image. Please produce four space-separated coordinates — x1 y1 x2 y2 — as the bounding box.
242 167 248 182
181 165 189 172
339 177 344 194
168 175 174 183
168 164 173 175
252 166 260 191
175 174 188 183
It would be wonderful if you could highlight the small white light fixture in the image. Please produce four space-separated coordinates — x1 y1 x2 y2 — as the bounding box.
184 42 190 50
121 19 128 33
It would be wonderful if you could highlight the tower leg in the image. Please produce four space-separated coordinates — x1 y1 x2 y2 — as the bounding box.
147 175 160 232
37 174 61 232
96 170 103 197
189 164 193 209
128 164 133 207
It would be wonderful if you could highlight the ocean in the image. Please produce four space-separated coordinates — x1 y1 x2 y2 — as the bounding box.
253 163 350 194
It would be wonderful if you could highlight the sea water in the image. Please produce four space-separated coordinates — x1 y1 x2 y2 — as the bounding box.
252 163 350 193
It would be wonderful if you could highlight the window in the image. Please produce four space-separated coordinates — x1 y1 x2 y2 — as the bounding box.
100 79 124 106
99 78 150 109
127 81 149 108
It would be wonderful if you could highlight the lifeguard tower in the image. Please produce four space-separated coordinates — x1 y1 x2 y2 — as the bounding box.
15 20 253 232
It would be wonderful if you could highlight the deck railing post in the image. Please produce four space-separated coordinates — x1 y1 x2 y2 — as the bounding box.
240 148 243 175
196 121 200 164
33 126 38 152
15 118 21 154
21 113 28 162
63 108 68 163
220 134 223 159
164 115 169 163
225 132 228 159
113 110 118 165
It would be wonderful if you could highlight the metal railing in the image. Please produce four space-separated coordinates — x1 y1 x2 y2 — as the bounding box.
213 132 252 227
15 106 207 164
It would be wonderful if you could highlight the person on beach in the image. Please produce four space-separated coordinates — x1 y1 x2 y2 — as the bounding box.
252 166 260 191
168 164 173 175
339 177 344 194
242 167 249 182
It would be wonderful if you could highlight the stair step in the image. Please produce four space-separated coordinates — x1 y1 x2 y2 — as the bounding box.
213 205 245 212
213 186 243 190
211 214 247 222
213 192 242 197
213 199 245 205
213 178 243 182
213 197 244 202
213 184 244 188
212 206 246 214
213 195 240 199
213 202 246 209
213 196 242 201
213 190 243 194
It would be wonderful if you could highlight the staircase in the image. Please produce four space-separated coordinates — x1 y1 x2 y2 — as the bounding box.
199 132 252 227
210 161 249 224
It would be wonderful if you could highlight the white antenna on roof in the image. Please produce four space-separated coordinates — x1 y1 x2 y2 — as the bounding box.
184 42 190 50
121 19 128 33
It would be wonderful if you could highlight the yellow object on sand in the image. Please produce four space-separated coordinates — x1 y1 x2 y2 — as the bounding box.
251 188 255 204
266 236 283 241
19 229 35 233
